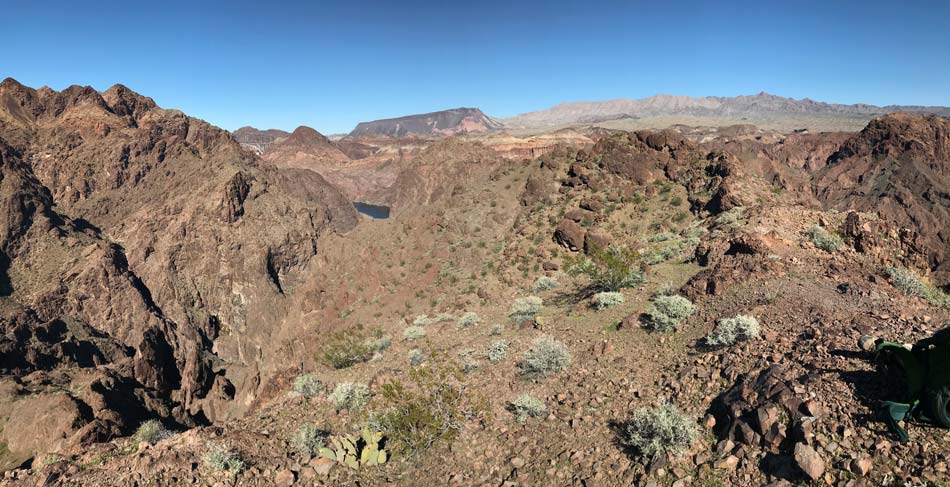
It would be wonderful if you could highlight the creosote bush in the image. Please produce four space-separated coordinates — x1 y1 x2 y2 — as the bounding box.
486 339 509 362
292 373 324 398
643 295 695 332
403 325 426 340
508 394 547 423
509 296 543 323
373 360 489 454
329 382 370 411
519 336 571 377
565 244 645 292
619 404 697 460
133 419 172 445
203 443 244 477
706 315 760 346
591 291 625 310
807 225 843 253
458 312 479 328
289 423 328 458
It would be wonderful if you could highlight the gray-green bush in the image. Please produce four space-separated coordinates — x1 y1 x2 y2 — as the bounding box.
887 267 950 309
329 382 370 411
519 336 571 377
643 295 696 332
289 423 327 458
458 312 480 328
619 404 697 460
706 315 760 346
203 443 244 476
487 339 509 362
807 225 843 253
508 394 547 423
292 373 324 398
133 419 172 445
531 276 559 292
403 325 426 340
509 296 543 323
591 291 625 310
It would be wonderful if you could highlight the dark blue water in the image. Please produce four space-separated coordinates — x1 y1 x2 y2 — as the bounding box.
353 202 391 219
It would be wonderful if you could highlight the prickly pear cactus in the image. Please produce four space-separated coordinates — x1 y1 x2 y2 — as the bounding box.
359 428 388 466
319 429 387 469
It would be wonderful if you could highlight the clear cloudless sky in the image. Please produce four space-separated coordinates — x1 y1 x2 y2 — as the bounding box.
4 0 950 134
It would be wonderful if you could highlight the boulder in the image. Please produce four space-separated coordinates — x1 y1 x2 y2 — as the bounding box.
554 219 586 251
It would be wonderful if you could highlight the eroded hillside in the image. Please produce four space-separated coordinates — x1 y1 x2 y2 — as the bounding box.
1 82 949 487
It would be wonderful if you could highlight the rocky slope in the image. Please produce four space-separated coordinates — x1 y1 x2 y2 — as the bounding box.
349 107 502 138
1 82 949 487
0 78 357 468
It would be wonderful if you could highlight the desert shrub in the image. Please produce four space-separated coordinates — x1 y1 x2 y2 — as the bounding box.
509 296 543 323
374 361 488 454
408 349 425 366
320 329 374 369
715 207 745 227
434 312 455 323
366 333 392 354
458 349 479 373
531 275 559 292
289 423 328 458
643 295 695 332
412 314 436 326
508 394 547 423
403 325 426 340
292 373 324 398
329 382 370 411
489 324 504 336
487 339 509 362
620 404 697 460
458 312 480 328
808 225 843 253
203 443 244 476
519 336 571 377
706 315 760 346
591 291 625 310
887 267 950 309
133 419 172 445
646 232 677 243
565 244 645 292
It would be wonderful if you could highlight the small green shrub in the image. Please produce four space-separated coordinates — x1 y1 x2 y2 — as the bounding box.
619 404 697 460
489 324 504 336
203 443 244 476
320 329 374 369
412 314 436 326
591 291 625 310
706 315 760 346
508 394 546 423
519 336 571 377
887 267 950 309
458 312 480 328
403 325 426 340
715 207 744 227
292 373 324 398
646 232 678 243
458 349 479 373
509 296 543 323
374 361 488 454
643 295 695 332
531 276 559 292
408 349 425 366
290 423 328 458
329 383 370 411
487 339 509 362
808 225 843 253
565 244 645 292
133 419 172 445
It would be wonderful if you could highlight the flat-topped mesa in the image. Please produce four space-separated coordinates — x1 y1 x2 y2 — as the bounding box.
348 107 502 138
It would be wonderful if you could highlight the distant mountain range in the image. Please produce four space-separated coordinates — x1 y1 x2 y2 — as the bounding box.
501 92 950 130
238 93 950 141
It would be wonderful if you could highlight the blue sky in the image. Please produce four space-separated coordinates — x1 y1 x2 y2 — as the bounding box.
4 0 949 134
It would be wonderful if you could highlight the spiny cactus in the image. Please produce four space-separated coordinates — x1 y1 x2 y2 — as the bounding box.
318 427 387 469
